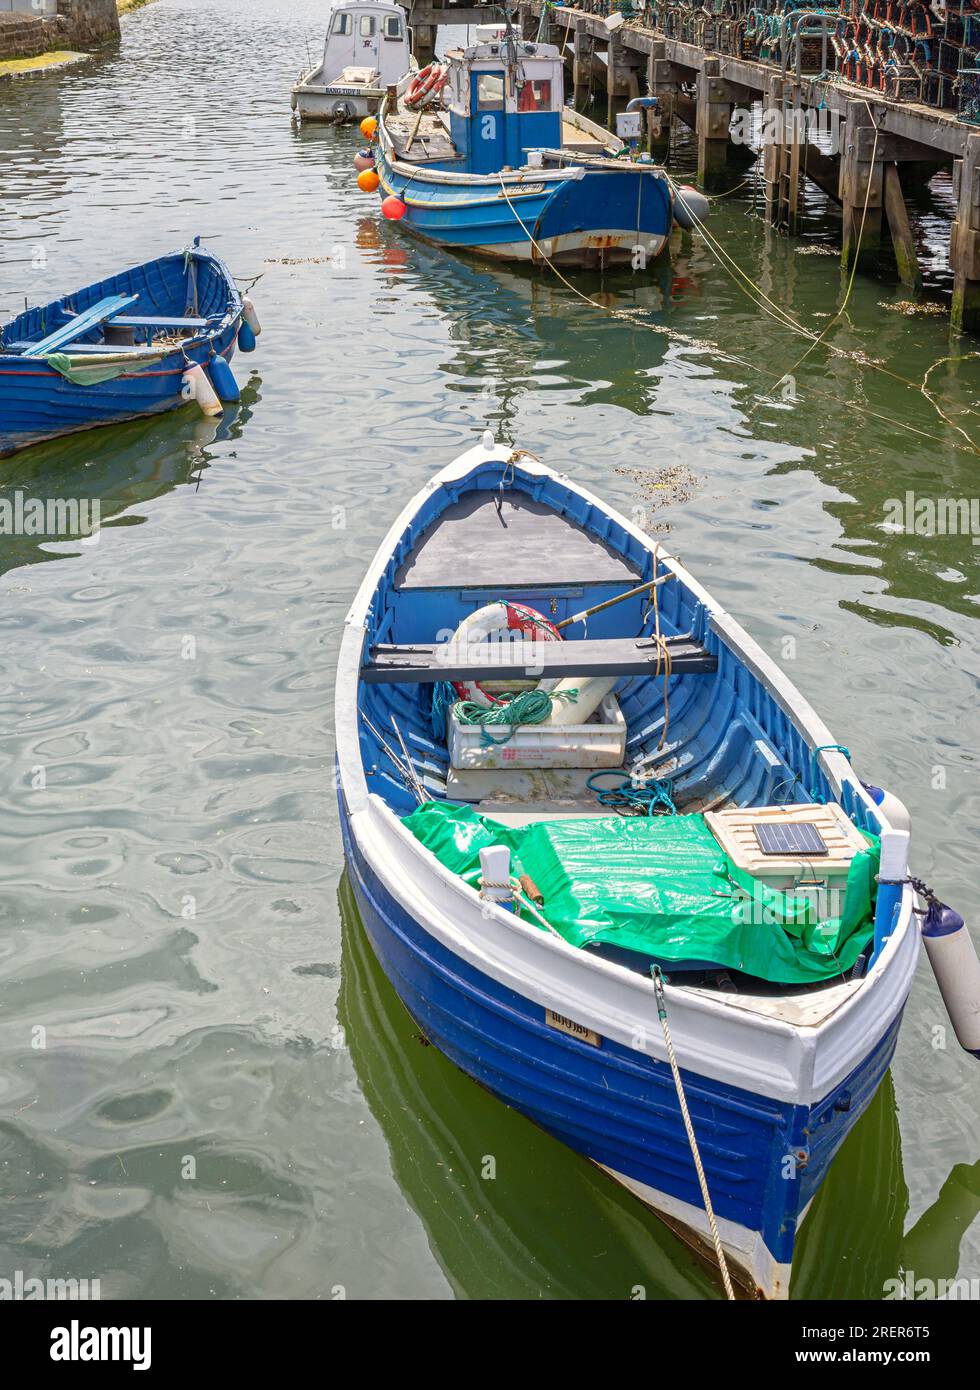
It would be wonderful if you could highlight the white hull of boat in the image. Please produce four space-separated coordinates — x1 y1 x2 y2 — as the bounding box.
291 80 380 123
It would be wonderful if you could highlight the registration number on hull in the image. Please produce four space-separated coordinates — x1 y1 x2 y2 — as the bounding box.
546 1008 601 1046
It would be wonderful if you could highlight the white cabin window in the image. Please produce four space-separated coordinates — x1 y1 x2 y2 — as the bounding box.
383 15 402 39
517 78 552 112
359 15 376 36
332 12 352 33
476 73 504 109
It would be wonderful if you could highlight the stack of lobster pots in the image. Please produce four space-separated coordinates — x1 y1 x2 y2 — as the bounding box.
627 0 980 115
830 0 980 114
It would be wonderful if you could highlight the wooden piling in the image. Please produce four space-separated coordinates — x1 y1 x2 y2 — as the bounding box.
762 76 783 225
572 19 590 112
414 23 436 66
695 58 731 191
882 164 921 290
606 35 637 129
951 133 980 334
839 101 883 273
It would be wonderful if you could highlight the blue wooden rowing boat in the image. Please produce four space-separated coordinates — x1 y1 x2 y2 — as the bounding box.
0 240 259 458
370 30 676 268
336 439 976 1298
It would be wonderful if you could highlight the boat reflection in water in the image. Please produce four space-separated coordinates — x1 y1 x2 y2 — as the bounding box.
357 229 714 429
339 875 979 1299
0 373 260 578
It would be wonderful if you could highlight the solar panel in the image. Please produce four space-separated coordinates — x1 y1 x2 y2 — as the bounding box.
753 821 828 857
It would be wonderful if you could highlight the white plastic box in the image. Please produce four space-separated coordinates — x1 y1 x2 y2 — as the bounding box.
448 694 627 772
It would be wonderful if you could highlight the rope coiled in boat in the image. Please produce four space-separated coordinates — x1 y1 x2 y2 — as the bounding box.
455 687 579 746
586 771 676 815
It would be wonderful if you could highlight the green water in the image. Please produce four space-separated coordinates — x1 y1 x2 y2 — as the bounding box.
0 0 977 1300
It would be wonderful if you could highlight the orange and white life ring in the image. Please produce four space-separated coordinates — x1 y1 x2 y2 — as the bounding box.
449 602 562 707
405 63 448 109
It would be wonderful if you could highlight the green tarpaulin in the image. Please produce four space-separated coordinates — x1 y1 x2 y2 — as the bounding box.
403 801 879 985
45 350 165 385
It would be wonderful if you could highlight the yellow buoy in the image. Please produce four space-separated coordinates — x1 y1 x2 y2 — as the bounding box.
357 168 380 193
359 116 378 140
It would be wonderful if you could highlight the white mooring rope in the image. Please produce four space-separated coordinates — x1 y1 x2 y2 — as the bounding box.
652 966 736 1300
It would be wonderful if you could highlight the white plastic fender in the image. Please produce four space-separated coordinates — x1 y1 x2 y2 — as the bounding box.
544 675 619 727
876 789 912 834
242 296 262 337
180 363 222 418
923 911 980 1055
672 185 710 230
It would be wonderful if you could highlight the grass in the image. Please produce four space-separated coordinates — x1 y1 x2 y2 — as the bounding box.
117 0 157 13
0 51 86 77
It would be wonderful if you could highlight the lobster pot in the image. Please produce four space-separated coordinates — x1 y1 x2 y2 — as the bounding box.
884 67 922 103
448 694 626 772
796 35 827 73
958 63 980 125
923 70 958 109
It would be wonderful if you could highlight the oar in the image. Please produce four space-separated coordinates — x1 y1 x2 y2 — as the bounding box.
404 105 426 153
555 571 676 631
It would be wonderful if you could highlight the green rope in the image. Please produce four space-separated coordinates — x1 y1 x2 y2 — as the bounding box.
454 688 579 746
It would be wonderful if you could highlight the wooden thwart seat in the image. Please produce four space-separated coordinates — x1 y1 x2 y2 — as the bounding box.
362 635 717 684
21 293 138 357
108 314 209 331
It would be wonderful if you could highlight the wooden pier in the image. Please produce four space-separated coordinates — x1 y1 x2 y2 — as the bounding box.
398 0 980 332
530 3 980 331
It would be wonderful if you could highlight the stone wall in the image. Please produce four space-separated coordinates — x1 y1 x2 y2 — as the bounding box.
57 0 120 47
0 14 62 59
0 0 118 59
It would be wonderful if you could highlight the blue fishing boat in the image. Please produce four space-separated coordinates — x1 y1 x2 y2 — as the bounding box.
0 240 260 459
336 438 978 1298
368 27 681 268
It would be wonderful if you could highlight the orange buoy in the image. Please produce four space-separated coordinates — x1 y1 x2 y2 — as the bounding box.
357 168 380 193
359 116 378 140
381 195 406 220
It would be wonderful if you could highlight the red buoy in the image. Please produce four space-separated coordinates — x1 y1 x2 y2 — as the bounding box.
381 195 407 220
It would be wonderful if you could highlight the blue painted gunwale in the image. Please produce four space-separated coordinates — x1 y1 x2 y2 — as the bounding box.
0 246 243 458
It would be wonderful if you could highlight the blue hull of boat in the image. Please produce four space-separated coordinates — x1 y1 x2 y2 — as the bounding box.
0 247 244 458
339 788 903 1294
377 157 673 264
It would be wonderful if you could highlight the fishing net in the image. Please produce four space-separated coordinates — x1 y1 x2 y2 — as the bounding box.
403 801 879 985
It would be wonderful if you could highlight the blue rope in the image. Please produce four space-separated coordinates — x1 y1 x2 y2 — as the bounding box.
429 681 457 741
587 771 676 816
808 743 850 802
